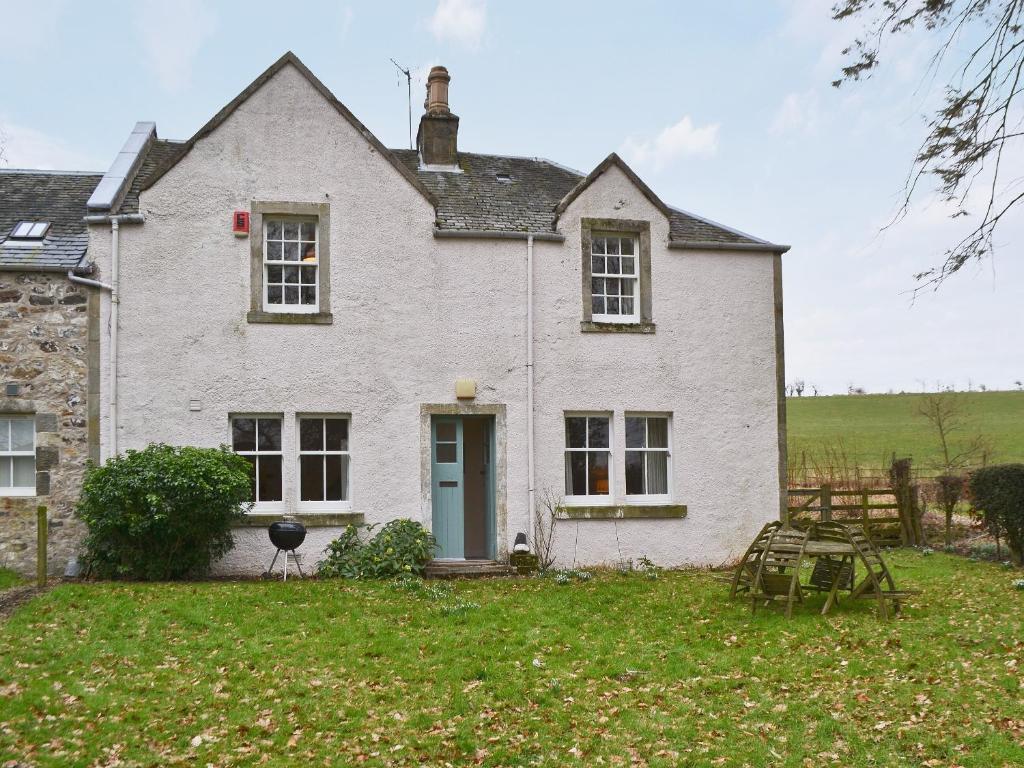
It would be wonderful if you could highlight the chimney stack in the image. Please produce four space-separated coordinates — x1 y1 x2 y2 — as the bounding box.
417 66 459 167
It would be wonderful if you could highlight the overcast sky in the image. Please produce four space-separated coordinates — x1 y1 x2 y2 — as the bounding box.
2 0 1022 394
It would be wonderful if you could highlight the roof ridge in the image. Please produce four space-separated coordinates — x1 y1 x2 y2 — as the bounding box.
0 168 104 176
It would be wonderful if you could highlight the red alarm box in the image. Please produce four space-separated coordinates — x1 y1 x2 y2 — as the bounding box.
232 211 250 236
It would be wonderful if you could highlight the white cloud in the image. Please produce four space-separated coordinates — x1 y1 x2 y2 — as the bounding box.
771 90 822 136
429 0 486 49
0 0 67 62
620 116 720 172
337 6 354 40
0 119 103 171
134 0 217 93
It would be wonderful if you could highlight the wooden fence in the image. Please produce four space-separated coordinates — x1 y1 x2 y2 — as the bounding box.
786 486 905 548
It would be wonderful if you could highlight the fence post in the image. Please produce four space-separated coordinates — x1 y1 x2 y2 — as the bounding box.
36 505 48 588
821 483 832 523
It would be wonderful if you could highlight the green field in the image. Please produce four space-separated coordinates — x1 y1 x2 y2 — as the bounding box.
1 554 1023 766
787 391 1024 479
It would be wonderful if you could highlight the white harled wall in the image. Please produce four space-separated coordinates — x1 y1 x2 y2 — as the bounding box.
88 61 779 574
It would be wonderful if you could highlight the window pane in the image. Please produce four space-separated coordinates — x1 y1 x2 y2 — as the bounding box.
607 256 620 274
606 238 619 255
591 237 605 255
267 286 283 304
591 296 605 315
283 222 299 240
0 457 9 486
257 418 281 451
436 422 456 442
646 452 669 495
621 256 635 275
267 241 282 260
282 266 299 284
11 420 32 451
625 417 645 448
325 419 349 451
591 277 604 295
565 417 587 449
621 278 635 298
648 418 668 448
232 418 256 451
301 286 316 305
300 419 323 451
607 297 620 314
300 455 324 501
606 278 620 296
588 451 609 495
620 238 634 255
588 417 609 448
621 297 634 316
300 266 317 284
284 286 299 304
266 221 282 240
300 222 316 240
436 443 457 463
267 265 282 283
625 450 644 495
11 456 33 488
566 451 587 495
325 454 345 501
257 456 282 501
302 243 317 262
0 420 9 452
283 242 299 261
339 455 350 501
591 255 605 274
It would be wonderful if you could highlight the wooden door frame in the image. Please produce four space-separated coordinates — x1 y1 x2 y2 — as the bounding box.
420 404 507 561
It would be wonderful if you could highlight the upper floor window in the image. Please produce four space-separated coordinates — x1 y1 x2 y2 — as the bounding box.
231 416 283 509
264 219 319 312
248 202 332 325
625 415 671 500
590 234 639 323
0 416 35 496
564 414 612 501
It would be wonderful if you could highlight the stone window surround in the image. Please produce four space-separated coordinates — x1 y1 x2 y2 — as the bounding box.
247 201 332 325
0 400 60 497
579 217 655 334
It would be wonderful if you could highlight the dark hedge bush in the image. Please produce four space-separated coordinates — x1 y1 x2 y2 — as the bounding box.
77 444 252 580
969 464 1024 565
317 519 435 579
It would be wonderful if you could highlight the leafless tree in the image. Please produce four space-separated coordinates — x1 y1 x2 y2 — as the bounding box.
793 379 806 397
917 390 990 471
532 487 561 571
833 1 1024 289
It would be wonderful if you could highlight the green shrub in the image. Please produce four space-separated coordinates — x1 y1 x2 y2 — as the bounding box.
969 464 1024 565
77 444 252 580
317 519 435 579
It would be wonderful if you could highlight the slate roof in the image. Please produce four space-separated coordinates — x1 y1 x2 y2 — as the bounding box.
0 170 103 272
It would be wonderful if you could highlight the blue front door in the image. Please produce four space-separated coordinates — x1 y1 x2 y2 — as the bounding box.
431 417 464 559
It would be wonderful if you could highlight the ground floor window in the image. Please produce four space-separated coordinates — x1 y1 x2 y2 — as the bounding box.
298 416 351 508
564 414 612 500
625 415 670 499
0 416 35 496
231 416 283 506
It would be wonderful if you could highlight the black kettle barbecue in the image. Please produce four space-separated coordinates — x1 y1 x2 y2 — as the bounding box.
265 520 307 580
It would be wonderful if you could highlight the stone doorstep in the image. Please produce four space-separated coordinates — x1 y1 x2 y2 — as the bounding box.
424 559 514 579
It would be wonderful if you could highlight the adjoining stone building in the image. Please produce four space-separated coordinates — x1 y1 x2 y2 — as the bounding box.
0 170 102 575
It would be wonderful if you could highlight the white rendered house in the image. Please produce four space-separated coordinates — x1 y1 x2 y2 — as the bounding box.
83 53 789 574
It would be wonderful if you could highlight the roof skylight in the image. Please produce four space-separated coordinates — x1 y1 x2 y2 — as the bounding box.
9 222 50 240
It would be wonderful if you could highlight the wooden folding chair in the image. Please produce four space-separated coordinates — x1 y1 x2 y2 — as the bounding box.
845 525 915 619
750 526 809 618
728 521 782 598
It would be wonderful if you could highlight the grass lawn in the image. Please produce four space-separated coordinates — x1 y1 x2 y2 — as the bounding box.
0 569 22 591
787 391 1024 476
1 553 1022 767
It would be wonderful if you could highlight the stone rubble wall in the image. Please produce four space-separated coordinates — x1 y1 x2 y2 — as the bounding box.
0 272 92 576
